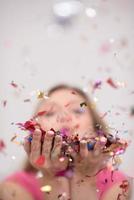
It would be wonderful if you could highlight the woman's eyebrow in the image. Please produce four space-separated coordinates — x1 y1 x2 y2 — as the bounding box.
64 100 82 107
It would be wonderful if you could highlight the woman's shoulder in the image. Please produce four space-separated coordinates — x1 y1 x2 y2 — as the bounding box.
96 167 131 200
3 171 44 200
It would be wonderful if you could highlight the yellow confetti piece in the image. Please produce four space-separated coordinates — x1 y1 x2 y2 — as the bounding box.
37 91 45 99
40 185 52 192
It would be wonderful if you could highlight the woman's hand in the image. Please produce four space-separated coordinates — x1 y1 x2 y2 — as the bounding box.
69 137 111 177
23 129 69 178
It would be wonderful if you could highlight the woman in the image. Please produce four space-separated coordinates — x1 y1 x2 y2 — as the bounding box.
0 84 132 200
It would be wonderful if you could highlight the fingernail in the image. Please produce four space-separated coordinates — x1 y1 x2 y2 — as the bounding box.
47 130 55 137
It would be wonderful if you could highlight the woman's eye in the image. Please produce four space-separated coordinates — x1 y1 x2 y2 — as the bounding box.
45 112 55 117
73 108 84 114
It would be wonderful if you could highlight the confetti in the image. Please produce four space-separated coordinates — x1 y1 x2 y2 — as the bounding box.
2 100 7 107
34 111 47 118
10 81 18 88
99 42 111 54
10 134 18 142
106 78 118 89
59 157 65 162
35 155 45 166
85 7 96 18
37 91 44 99
16 120 37 132
40 185 52 192
24 99 31 102
93 80 102 89
0 139 6 152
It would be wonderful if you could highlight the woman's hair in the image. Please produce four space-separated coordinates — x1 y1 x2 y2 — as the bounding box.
23 83 109 172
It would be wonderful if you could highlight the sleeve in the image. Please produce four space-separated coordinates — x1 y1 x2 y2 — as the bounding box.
96 168 129 200
5 171 44 200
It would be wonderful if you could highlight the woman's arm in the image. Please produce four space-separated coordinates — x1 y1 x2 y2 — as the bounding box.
102 179 133 200
0 181 34 200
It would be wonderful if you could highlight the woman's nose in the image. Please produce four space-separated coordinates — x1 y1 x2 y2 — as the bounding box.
57 112 72 123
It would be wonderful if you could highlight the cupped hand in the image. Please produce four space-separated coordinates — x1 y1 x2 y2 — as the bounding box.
23 129 69 178
69 137 112 177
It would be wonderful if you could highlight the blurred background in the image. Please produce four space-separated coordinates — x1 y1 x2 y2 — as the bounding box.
0 0 134 195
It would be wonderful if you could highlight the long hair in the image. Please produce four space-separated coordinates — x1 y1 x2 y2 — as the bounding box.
23 83 109 172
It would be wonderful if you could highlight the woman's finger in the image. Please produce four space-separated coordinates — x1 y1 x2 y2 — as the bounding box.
51 135 62 160
94 136 107 156
79 140 88 158
51 135 69 170
42 130 54 159
30 129 42 162
23 136 31 155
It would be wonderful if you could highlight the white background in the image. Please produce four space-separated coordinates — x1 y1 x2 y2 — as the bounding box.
0 0 134 197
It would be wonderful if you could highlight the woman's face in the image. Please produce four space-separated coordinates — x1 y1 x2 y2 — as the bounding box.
36 89 96 139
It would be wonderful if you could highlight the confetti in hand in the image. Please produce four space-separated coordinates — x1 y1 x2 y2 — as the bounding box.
16 120 37 133
35 155 45 166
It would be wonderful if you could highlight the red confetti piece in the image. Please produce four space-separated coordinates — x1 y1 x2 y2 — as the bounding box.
35 155 45 166
16 120 37 133
0 139 6 152
10 81 18 88
106 78 118 89
34 111 47 118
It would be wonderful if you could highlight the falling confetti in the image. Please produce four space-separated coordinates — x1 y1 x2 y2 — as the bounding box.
10 81 18 88
10 134 18 142
99 42 111 54
0 139 6 152
2 100 7 107
24 99 31 102
34 111 47 118
92 80 102 92
106 78 118 89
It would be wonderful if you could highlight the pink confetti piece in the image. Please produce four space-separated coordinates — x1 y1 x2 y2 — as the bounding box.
16 120 37 133
10 81 18 88
35 155 45 166
99 42 111 54
0 139 6 152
